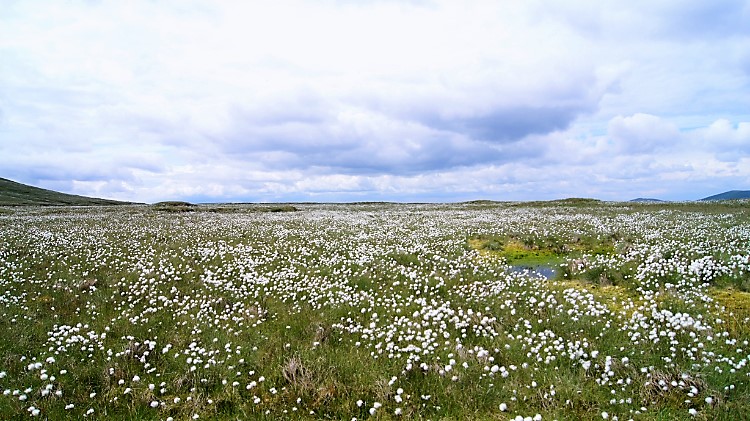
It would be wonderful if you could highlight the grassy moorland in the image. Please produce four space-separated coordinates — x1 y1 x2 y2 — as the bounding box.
0 178 135 206
0 201 749 420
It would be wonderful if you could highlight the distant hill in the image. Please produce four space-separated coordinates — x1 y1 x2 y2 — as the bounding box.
0 177 136 206
630 198 665 203
699 190 750 201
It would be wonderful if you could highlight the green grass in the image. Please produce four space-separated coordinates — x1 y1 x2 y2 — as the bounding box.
468 233 614 270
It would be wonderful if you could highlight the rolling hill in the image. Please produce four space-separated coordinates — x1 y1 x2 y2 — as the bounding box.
699 190 750 201
0 177 136 206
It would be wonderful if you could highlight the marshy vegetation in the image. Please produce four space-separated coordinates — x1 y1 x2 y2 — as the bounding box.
0 201 749 420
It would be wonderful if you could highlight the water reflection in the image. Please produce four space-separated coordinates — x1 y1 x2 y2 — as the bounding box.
509 265 557 279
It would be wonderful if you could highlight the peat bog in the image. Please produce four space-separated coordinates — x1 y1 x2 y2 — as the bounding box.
0 201 749 420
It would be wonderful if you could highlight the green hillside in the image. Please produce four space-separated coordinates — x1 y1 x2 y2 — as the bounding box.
700 190 750 201
0 177 135 206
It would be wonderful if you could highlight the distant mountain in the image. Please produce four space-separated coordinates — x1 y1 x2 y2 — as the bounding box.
630 198 665 203
0 177 136 206
699 190 750 201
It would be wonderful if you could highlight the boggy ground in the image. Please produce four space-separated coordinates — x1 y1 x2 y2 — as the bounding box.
0 201 749 420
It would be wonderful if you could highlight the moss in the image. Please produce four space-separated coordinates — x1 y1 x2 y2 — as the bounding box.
709 287 750 337
467 235 610 267
550 279 642 315
710 288 750 316
500 240 561 264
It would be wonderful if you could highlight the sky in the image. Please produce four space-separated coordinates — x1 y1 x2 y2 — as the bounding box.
1 0 749 203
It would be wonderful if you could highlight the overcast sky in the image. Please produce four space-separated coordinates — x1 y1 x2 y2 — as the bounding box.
1 1 749 203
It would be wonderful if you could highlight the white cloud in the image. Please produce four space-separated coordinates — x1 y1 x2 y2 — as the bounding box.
694 120 750 156
607 113 680 154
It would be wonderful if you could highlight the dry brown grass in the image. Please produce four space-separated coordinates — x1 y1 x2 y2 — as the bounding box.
281 355 314 394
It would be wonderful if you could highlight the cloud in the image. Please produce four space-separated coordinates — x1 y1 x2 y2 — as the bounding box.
600 115 750 165
217 110 502 174
1 0 749 202
645 1 750 40
607 113 680 154
541 1 750 41
691 119 750 161
419 105 587 142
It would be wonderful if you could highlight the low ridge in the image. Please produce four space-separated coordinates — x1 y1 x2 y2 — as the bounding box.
700 190 750 201
630 198 665 203
0 177 136 206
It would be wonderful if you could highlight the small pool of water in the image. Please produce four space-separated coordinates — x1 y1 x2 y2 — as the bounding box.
508 265 557 280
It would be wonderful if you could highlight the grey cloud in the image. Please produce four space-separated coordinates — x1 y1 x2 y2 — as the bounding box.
419 105 586 143
6 165 135 187
0 146 167 192
223 129 508 175
306 136 502 175
211 102 554 176
351 67 604 146
220 119 352 156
